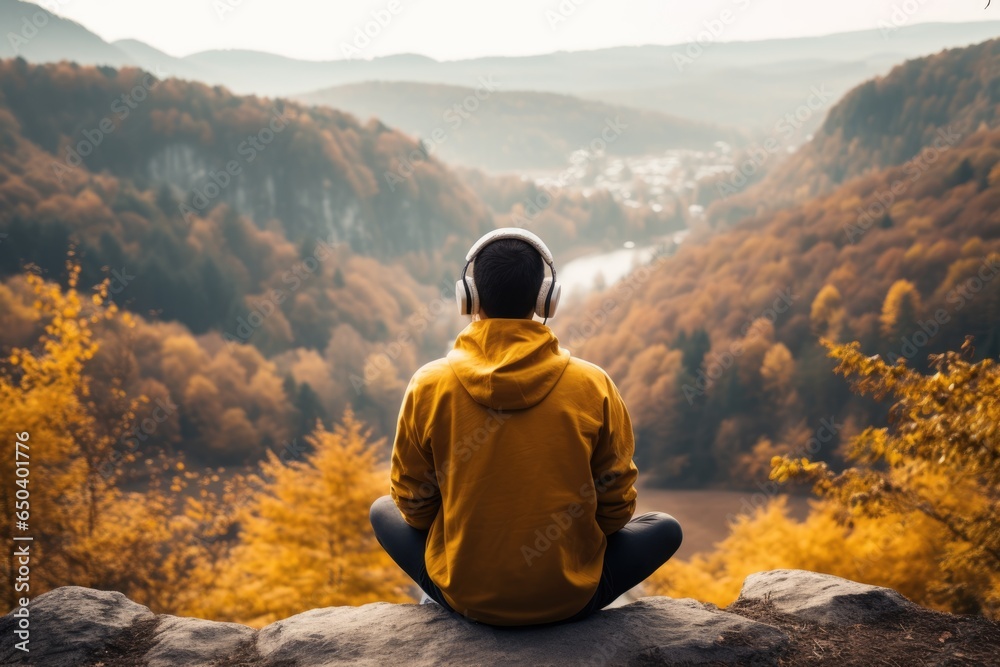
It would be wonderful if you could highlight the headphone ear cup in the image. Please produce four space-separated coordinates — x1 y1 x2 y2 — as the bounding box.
547 281 561 318
536 278 562 319
455 279 468 315
456 276 479 317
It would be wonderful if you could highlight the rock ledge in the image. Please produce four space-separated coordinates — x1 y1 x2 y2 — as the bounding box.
3 569 998 666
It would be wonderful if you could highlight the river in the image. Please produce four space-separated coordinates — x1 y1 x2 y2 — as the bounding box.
558 231 689 298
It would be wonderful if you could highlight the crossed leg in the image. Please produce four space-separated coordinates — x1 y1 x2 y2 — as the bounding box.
369 495 683 627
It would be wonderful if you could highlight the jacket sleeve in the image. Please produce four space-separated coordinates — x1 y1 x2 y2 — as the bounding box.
591 377 639 535
389 374 441 530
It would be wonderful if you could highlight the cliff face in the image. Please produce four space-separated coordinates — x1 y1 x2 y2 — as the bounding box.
3 570 999 666
0 59 494 260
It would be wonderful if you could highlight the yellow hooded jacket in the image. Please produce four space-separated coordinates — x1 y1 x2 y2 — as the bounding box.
389 317 638 626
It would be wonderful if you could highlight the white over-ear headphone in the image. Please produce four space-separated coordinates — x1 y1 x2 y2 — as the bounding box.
455 227 562 322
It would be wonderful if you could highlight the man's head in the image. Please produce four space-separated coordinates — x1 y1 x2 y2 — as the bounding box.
472 238 545 319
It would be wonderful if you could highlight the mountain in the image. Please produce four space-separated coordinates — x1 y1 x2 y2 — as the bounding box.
3 0 998 135
581 56 901 133
708 38 1000 225
184 50 443 97
786 37 1000 194
112 39 215 84
297 81 743 171
180 22 1000 98
553 38 1000 488
0 59 492 259
0 0 132 66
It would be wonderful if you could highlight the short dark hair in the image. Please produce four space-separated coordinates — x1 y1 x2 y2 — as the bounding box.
473 238 545 318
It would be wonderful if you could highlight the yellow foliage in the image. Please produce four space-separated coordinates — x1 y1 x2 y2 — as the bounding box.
1 261 419 619
649 336 1000 619
0 260 189 610
810 284 845 341
645 498 842 606
645 497 946 612
879 279 922 341
193 408 412 627
734 437 777 482
760 343 795 398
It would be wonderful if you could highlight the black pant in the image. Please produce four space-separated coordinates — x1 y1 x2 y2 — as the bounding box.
369 495 683 627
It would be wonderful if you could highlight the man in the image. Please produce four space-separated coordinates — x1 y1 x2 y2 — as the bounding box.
369 228 682 626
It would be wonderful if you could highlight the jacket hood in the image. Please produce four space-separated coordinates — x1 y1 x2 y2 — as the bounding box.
447 319 571 410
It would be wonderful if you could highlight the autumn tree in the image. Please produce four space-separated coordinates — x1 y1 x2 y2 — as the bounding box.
643 496 945 610
774 336 1000 617
0 260 194 611
810 284 845 341
879 279 922 347
195 408 412 627
648 336 1000 620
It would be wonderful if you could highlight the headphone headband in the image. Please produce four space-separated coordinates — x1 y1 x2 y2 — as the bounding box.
464 227 555 266
456 227 561 321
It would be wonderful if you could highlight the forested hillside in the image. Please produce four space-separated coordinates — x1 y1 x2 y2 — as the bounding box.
559 91 1000 487
0 59 494 463
0 58 493 259
708 38 1000 226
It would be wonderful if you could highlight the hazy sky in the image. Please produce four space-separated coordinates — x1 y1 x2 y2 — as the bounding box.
48 0 999 61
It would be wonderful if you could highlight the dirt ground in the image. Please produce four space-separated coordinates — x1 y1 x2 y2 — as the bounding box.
725 596 1000 666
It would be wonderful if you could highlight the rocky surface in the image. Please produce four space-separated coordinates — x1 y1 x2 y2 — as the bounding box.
737 569 920 626
2 570 998 666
